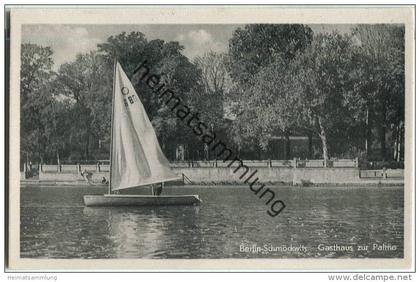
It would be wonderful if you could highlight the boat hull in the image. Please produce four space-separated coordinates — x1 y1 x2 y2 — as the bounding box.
83 194 201 206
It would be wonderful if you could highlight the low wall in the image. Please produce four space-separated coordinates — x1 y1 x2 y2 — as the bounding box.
292 168 360 184
37 166 403 185
173 167 362 184
39 171 109 182
173 167 294 183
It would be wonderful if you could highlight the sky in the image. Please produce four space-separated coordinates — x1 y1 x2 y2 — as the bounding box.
21 24 354 70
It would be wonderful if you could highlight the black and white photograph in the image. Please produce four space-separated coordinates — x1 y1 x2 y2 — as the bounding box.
6 6 414 271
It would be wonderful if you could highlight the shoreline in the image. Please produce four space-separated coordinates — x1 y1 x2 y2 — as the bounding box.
31 166 404 187
20 180 404 188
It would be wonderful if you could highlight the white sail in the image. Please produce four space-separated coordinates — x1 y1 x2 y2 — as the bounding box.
111 62 179 191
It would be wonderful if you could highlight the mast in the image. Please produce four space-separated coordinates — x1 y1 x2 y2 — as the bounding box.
108 57 117 194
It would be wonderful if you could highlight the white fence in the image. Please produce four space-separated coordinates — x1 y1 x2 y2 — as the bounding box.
39 158 359 173
40 163 110 173
170 158 358 168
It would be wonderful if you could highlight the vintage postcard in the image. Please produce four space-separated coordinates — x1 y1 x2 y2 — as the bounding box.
6 5 414 271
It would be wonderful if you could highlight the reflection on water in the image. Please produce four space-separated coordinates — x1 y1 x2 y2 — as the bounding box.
20 186 404 258
81 205 201 258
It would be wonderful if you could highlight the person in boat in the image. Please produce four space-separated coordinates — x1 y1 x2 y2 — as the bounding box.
152 183 163 196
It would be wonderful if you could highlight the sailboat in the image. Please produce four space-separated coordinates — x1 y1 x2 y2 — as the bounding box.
83 61 201 206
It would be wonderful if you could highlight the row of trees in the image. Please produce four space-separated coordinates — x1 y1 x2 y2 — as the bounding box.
20 24 404 165
226 24 404 163
21 32 211 164
182 24 404 163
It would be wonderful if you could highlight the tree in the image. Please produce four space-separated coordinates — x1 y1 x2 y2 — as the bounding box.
54 51 112 160
351 25 405 161
291 32 357 163
20 43 55 163
234 55 301 157
226 25 314 157
41 98 73 164
192 53 231 128
228 24 313 85
98 31 202 159
238 32 356 162
194 51 232 95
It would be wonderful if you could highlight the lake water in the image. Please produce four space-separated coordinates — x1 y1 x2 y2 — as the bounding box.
20 185 404 259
